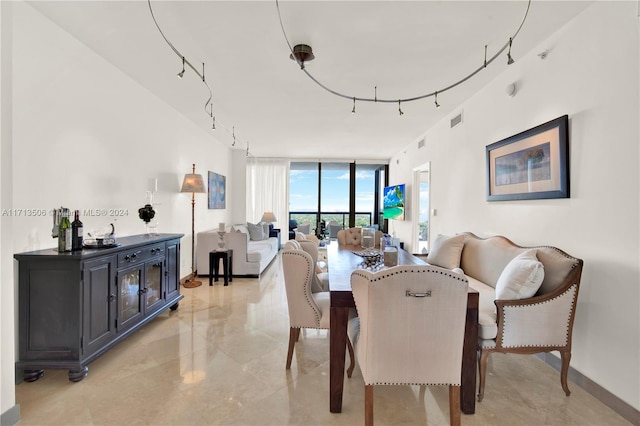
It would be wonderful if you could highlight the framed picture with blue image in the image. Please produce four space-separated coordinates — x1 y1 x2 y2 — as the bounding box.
486 115 569 201
208 171 226 209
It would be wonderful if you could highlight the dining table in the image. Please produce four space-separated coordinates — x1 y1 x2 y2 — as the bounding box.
327 243 479 414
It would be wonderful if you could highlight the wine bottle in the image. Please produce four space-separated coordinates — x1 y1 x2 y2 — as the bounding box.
71 210 83 251
58 208 72 252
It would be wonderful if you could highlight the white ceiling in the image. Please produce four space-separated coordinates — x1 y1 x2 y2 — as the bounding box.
27 0 592 160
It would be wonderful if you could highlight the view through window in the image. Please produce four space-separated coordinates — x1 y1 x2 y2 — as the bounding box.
289 162 386 237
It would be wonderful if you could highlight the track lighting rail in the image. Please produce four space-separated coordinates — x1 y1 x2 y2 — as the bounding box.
276 0 531 110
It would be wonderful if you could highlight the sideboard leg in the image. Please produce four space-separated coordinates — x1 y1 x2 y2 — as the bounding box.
23 369 44 382
68 367 88 382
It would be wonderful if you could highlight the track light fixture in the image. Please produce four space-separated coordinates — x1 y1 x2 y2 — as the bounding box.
177 56 185 78
276 0 531 114
148 0 251 150
507 37 515 65
484 45 488 68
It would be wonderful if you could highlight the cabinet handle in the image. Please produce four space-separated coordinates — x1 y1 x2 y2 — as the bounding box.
124 255 130 261
109 294 116 302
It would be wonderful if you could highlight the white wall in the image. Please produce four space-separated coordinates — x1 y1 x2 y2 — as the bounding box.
2 1 234 417
0 0 17 419
390 2 639 410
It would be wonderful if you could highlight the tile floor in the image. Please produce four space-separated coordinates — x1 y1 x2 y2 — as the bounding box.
15 255 631 425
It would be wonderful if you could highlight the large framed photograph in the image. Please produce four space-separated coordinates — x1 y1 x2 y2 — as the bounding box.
486 115 569 201
208 171 226 209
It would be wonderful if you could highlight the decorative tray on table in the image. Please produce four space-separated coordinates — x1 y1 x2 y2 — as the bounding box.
352 249 382 263
83 238 119 249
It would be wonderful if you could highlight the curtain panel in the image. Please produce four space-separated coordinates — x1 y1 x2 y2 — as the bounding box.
246 157 289 231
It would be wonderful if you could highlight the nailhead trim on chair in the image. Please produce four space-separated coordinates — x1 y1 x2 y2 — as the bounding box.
353 267 468 283
284 250 322 327
366 381 460 386
498 283 577 349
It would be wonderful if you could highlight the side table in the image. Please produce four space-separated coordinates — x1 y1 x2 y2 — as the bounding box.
209 249 233 286
269 228 282 249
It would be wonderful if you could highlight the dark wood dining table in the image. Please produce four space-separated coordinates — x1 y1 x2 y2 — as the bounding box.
327 243 479 414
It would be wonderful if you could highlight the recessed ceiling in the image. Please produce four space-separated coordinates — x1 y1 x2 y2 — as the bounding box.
27 1 592 160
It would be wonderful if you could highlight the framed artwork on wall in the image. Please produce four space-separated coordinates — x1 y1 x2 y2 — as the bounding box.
486 115 569 201
208 171 226 209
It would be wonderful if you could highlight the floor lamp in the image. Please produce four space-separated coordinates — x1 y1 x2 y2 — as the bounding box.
181 163 206 288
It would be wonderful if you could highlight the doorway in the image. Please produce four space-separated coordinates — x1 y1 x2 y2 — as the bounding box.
412 163 430 254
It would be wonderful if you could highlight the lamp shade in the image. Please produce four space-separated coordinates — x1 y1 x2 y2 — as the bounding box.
180 164 206 193
261 212 277 223
181 174 205 193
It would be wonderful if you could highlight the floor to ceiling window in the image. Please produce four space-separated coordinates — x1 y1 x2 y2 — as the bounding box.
320 163 350 230
289 161 387 238
355 163 386 229
288 162 319 232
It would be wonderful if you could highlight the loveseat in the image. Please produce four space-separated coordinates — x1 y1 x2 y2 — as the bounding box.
196 224 279 278
425 232 583 401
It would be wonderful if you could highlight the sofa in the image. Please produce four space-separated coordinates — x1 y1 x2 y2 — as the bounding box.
196 224 279 278
425 232 583 401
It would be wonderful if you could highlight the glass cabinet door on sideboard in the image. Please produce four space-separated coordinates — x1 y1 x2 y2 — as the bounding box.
116 254 166 331
117 266 144 331
144 259 165 315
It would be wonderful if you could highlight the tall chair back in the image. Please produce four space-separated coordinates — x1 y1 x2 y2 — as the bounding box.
351 265 469 426
282 249 324 329
337 227 383 246
281 248 356 373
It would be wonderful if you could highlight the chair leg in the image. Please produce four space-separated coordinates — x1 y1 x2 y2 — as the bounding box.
286 328 300 369
477 348 489 402
560 350 572 396
449 385 461 426
365 385 374 426
346 336 356 378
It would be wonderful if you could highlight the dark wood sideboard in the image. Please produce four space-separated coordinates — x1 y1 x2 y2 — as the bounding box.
14 233 184 383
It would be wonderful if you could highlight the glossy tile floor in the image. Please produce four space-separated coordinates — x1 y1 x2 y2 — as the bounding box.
16 255 631 425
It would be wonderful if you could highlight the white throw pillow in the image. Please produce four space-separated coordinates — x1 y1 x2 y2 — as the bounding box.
495 249 545 300
247 222 265 241
232 224 248 235
426 234 465 269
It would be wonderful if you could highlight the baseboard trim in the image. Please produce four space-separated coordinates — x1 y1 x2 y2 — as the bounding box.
537 353 640 425
1 404 20 426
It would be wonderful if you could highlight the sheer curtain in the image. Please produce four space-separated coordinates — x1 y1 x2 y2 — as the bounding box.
246 157 289 231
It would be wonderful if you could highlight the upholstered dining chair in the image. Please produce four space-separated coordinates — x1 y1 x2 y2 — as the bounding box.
283 240 301 250
294 230 319 244
351 265 469 426
328 221 342 240
298 239 329 292
337 227 383 247
282 249 356 377
296 222 311 235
